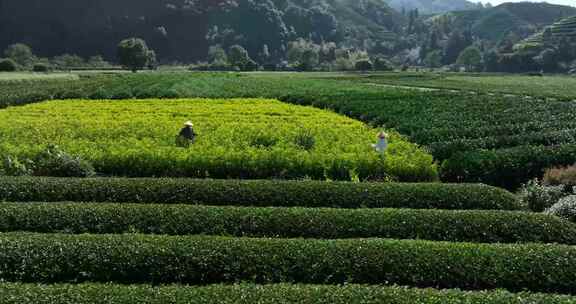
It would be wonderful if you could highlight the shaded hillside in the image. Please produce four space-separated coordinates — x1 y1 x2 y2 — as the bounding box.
0 0 402 63
442 2 576 41
385 0 478 14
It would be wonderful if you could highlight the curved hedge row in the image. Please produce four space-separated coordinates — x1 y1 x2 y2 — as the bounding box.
429 129 576 160
0 177 521 210
1 203 573 244
2 283 576 304
1 233 576 293
441 144 576 189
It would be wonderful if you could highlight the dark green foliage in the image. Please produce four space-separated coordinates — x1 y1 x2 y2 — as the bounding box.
0 58 18 71
229 45 258 71
456 46 483 72
373 56 393 71
2 283 576 304
1 233 576 293
30 145 95 178
32 63 51 72
441 145 576 189
0 203 571 243
0 157 31 176
117 38 153 72
355 60 373 71
0 177 521 210
3 43 34 67
294 129 315 151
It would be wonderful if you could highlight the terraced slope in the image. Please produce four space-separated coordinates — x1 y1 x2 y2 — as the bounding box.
0 177 575 302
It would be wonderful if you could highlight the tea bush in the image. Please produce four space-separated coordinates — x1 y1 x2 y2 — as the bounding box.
2 283 576 304
0 177 521 210
0 203 571 243
1 233 576 293
0 98 436 182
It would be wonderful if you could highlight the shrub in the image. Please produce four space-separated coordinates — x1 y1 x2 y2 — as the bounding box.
547 196 576 222
31 145 95 177
544 164 576 188
294 129 315 151
1 233 576 293
0 58 18 72
249 133 278 149
519 179 568 212
32 63 51 72
1 283 576 304
0 177 522 210
0 156 31 176
0 203 573 243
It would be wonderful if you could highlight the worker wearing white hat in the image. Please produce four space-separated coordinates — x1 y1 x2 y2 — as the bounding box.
176 121 197 147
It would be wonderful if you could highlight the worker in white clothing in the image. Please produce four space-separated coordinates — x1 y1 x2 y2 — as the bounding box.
372 131 388 154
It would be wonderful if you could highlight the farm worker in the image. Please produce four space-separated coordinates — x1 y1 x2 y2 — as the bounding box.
176 121 197 147
372 131 388 154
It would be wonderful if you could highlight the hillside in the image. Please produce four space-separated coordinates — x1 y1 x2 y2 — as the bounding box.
517 15 576 50
385 0 478 14
0 0 403 63
441 2 576 41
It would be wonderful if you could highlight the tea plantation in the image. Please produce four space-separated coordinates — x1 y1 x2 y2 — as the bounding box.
2 71 576 303
3 72 576 187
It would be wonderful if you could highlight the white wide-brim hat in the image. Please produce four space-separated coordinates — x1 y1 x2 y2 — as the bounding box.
184 121 194 126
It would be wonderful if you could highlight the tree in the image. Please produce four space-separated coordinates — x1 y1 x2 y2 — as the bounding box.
228 45 258 71
208 45 228 64
424 51 442 68
443 31 468 65
0 58 18 72
299 48 319 71
4 43 34 67
456 46 483 71
117 38 154 72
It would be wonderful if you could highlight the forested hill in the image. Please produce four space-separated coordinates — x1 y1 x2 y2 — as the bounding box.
385 0 478 15
439 2 576 41
0 0 403 63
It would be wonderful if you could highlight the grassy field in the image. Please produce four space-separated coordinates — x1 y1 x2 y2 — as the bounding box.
0 98 436 181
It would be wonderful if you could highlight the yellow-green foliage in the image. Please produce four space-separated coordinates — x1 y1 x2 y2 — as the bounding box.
0 98 437 181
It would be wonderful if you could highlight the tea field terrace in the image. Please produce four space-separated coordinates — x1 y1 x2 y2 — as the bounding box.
2 72 573 188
